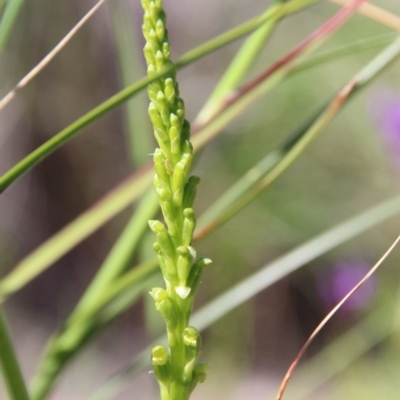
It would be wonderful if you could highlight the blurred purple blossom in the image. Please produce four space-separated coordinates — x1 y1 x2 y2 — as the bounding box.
317 260 376 313
369 90 400 169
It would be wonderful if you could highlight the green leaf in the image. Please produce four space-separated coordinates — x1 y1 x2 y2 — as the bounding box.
0 310 30 400
195 0 283 124
110 0 152 167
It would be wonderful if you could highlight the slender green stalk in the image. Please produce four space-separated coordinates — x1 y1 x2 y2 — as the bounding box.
71 189 159 318
0 0 25 56
141 1 211 398
0 309 30 400
0 0 6 15
0 0 318 193
294 32 399 74
195 0 286 124
110 0 152 167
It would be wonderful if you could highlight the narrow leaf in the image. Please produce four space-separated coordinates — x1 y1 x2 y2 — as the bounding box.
0 0 25 56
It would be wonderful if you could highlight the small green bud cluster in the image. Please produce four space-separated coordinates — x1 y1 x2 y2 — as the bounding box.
141 0 211 398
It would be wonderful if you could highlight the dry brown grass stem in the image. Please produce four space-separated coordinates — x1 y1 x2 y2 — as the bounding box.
275 234 400 400
0 0 108 112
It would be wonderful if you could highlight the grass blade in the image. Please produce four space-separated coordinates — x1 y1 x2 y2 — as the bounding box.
295 32 399 73
70 189 159 319
0 310 30 400
195 0 285 124
0 0 25 56
109 0 152 167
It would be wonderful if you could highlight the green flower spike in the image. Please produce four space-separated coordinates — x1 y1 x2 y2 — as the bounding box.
141 0 211 398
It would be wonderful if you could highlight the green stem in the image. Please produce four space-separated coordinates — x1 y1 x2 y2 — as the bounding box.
0 309 30 400
0 0 25 56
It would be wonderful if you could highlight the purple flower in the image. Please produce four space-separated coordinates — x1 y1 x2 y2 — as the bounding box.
369 90 400 169
317 260 376 313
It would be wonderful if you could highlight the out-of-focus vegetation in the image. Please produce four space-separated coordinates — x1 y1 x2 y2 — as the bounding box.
1 0 400 399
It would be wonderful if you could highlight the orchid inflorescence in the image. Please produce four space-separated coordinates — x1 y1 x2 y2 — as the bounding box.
141 0 211 398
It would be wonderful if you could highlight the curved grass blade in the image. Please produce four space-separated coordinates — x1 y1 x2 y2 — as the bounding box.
0 0 25 56
195 0 284 124
0 0 6 15
109 0 152 167
0 310 30 400
0 0 318 193
275 235 400 400
295 32 399 73
196 36 400 239
70 189 159 319
87 194 400 400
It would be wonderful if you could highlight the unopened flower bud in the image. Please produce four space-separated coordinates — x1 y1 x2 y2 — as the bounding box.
182 208 196 246
155 19 165 41
154 175 171 201
189 362 210 394
187 258 212 294
154 149 171 182
149 220 165 234
183 176 200 209
164 78 176 104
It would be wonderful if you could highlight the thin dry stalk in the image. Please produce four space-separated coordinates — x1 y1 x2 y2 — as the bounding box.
0 0 108 112
275 234 400 400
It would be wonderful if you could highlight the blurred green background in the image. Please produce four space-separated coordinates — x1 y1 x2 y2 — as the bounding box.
1 0 400 399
